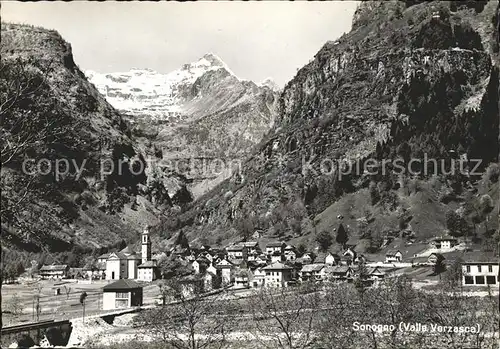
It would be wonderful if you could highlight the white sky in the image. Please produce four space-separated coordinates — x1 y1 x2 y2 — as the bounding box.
1 1 358 86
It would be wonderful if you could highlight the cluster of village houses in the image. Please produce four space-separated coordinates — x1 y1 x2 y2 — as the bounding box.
39 228 499 294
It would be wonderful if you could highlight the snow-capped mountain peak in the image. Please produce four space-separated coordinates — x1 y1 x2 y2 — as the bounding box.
86 53 241 119
184 53 240 81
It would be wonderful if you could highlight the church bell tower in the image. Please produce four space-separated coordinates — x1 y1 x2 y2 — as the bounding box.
142 225 152 264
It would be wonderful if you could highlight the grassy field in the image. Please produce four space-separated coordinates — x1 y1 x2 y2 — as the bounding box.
1 279 161 326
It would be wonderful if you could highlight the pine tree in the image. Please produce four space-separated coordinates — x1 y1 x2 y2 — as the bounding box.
336 224 349 249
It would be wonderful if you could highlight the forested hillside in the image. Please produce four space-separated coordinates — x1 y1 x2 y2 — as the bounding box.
0 23 175 265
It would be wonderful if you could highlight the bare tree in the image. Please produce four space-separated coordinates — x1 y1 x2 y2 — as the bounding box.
426 286 499 349
248 283 321 349
360 277 428 348
7 294 23 317
315 282 359 349
137 278 233 349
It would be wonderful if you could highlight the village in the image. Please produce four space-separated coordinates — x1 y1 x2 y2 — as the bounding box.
26 226 499 312
2 225 499 348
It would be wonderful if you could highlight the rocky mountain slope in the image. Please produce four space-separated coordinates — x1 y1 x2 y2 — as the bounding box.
0 23 177 255
164 1 499 255
87 55 279 197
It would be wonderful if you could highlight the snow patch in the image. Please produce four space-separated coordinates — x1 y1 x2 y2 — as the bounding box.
85 53 240 120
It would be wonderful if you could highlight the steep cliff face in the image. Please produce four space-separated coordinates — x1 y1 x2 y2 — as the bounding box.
0 23 172 253
168 1 499 249
88 55 279 197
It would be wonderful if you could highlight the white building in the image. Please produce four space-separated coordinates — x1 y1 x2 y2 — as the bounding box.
385 250 403 263
432 237 458 251
300 264 325 282
39 264 69 279
462 262 499 286
284 245 297 261
226 244 248 260
102 279 143 310
250 267 266 288
137 227 157 282
265 242 285 256
263 262 293 288
105 226 156 282
325 253 340 266
105 252 128 280
216 259 235 285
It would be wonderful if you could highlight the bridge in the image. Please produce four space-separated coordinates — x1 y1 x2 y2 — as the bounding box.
1 319 72 348
1 307 143 348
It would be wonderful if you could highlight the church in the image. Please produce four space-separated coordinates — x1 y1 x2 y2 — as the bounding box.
104 226 158 282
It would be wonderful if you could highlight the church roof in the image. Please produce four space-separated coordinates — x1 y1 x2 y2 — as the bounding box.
108 252 127 260
120 246 136 254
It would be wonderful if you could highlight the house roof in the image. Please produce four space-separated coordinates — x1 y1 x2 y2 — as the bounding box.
301 264 325 272
195 257 210 264
366 267 385 275
98 253 110 259
227 245 245 251
433 237 458 242
103 279 142 291
204 271 216 278
240 241 259 247
428 253 444 258
126 253 142 260
295 257 310 264
343 248 356 257
325 266 351 274
263 262 292 270
266 242 284 248
138 260 157 268
40 264 68 272
216 259 234 268
462 261 498 265
386 250 401 256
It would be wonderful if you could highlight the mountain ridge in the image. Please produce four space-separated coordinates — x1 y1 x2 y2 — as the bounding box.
161 0 499 256
88 52 279 197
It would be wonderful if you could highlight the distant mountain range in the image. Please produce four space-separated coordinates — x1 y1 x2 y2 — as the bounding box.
87 53 280 196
